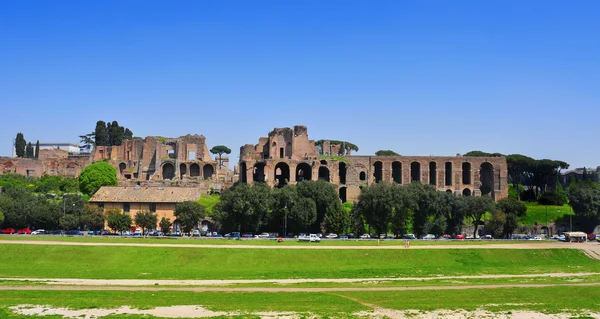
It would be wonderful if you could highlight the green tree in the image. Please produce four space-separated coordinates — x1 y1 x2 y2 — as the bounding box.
290 197 317 232
174 201 205 235
465 195 496 239
349 205 365 236
159 217 172 234
25 142 34 158
296 180 341 232
210 145 232 169
34 140 40 159
390 185 414 237
59 214 79 230
135 210 158 236
106 208 132 234
94 121 108 146
355 182 395 235
29 197 61 230
110 120 124 146
505 154 535 199
214 183 272 233
124 128 133 140
375 150 400 156
79 133 95 152
497 198 527 238
15 132 26 158
78 161 118 195
445 195 468 235
567 180 600 232
0 208 4 227
0 187 38 228
485 211 505 239
324 205 349 234
80 204 105 231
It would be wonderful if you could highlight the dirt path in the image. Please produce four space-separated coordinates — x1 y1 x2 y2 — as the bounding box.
1 272 597 286
1 282 599 292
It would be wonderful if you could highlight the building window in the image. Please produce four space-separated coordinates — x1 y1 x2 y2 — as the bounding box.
98 203 104 211
149 203 156 212
123 203 130 213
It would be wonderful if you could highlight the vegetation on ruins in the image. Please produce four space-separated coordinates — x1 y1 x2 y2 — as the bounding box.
14 132 26 158
210 145 231 169
78 161 118 195
314 139 359 155
174 201 205 234
375 150 400 156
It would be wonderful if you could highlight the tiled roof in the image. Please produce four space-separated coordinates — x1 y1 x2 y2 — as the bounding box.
89 186 203 203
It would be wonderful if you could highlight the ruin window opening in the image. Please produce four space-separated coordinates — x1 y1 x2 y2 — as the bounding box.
239 162 247 184
253 163 266 183
119 163 126 174
339 162 347 184
162 163 175 180
167 149 175 159
124 174 131 180
274 162 290 188
360 171 366 181
318 166 330 182
190 163 200 177
445 162 453 186
462 188 471 196
296 163 312 182
462 162 472 185
373 161 383 183
429 162 437 186
479 162 494 197
392 161 402 184
279 148 284 159
188 151 196 160
180 164 187 179
411 162 421 183
203 164 214 180
339 187 347 203
320 160 327 165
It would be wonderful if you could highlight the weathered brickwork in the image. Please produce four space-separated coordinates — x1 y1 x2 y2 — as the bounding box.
1 149 89 178
239 126 509 203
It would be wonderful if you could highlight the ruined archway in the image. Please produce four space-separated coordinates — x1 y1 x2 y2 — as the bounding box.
190 163 200 177
180 164 187 179
462 162 471 185
392 161 402 184
203 164 214 180
411 162 421 183
462 188 471 196
119 163 126 174
318 166 330 182
239 162 247 184
445 162 453 186
253 162 266 183
339 162 347 184
429 162 437 186
480 162 494 197
339 187 347 203
274 162 290 187
373 161 383 183
162 163 175 180
296 162 312 182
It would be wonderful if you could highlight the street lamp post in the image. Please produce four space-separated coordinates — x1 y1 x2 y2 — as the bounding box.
545 205 548 236
284 204 288 238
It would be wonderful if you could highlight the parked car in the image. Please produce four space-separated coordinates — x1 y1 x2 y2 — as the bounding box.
529 236 542 241
483 235 493 240
403 234 416 240
298 234 321 243
65 230 83 236
421 234 435 240
359 234 371 239
17 228 32 234
31 229 45 235
256 232 270 238
1 228 16 234
454 234 465 240
325 233 338 239
193 230 200 237
587 233 596 241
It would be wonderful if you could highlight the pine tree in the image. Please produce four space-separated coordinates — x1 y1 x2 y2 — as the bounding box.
34 140 40 159
110 121 124 146
25 142 34 158
15 133 26 157
94 121 108 146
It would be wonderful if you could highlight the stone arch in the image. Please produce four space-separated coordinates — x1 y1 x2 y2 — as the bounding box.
318 166 330 182
239 162 247 184
339 162 347 184
359 171 366 181
162 163 175 180
392 161 402 184
119 163 126 174
274 162 290 187
373 161 383 183
446 189 453 194
429 162 437 186
411 162 421 182
480 162 494 197
320 160 328 165
339 187 347 203
296 162 312 182
445 162 453 186
253 162 266 183
462 162 472 185
462 188 471 196
190 163 200 177
203 164 214 180
180 164 187 179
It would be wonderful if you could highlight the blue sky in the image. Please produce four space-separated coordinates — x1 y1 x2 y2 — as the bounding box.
1 0 598 169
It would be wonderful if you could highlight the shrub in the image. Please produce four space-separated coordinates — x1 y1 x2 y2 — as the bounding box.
538 192 565 206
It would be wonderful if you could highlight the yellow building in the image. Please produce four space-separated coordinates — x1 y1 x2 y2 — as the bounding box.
89 186 205 230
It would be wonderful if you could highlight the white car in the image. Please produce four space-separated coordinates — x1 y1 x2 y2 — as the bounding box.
31 229 45 235
530 236 542 241
298 234 321 242
360 234 371 239
325 233 338 239
421 234 435 240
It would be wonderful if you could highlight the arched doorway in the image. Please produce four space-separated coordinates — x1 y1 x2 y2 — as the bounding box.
274 162 290 187
318 166 330 182
239 162 247 184
480 162 494 197
162 163 175 180
180 164 187 179
253 163 266 183
429 162 437 186
462 188 471 196
462 162 472 185
445 162 453 186
373 161 383 183
392 161 402 184
190 163 200 177
411 162 421 182
339 187 347 203
203 164 214 180
339 162 347 184
296 163 312 182
119 163 126 174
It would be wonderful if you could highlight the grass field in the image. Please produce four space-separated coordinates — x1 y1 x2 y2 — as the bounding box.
0 244 597 280
520 203 574 226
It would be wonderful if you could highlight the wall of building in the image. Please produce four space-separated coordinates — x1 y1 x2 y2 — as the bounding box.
97 202 177 229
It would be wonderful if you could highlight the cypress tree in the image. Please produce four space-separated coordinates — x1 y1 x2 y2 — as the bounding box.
94 121 108 146
34 140 40 159
25 142 34 158
124 128 133 140
110 121 124 146
15 132 26 157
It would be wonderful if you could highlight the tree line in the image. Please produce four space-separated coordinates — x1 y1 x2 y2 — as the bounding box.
79 120 134 151
14 133 39 159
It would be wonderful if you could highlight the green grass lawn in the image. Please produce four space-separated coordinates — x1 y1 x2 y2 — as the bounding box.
520 203 574 226
0 245 598 280
0 235 552 246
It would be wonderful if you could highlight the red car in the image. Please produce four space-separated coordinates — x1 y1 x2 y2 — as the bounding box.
454 234 465 240
17 228 32 234
1 228 16 234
